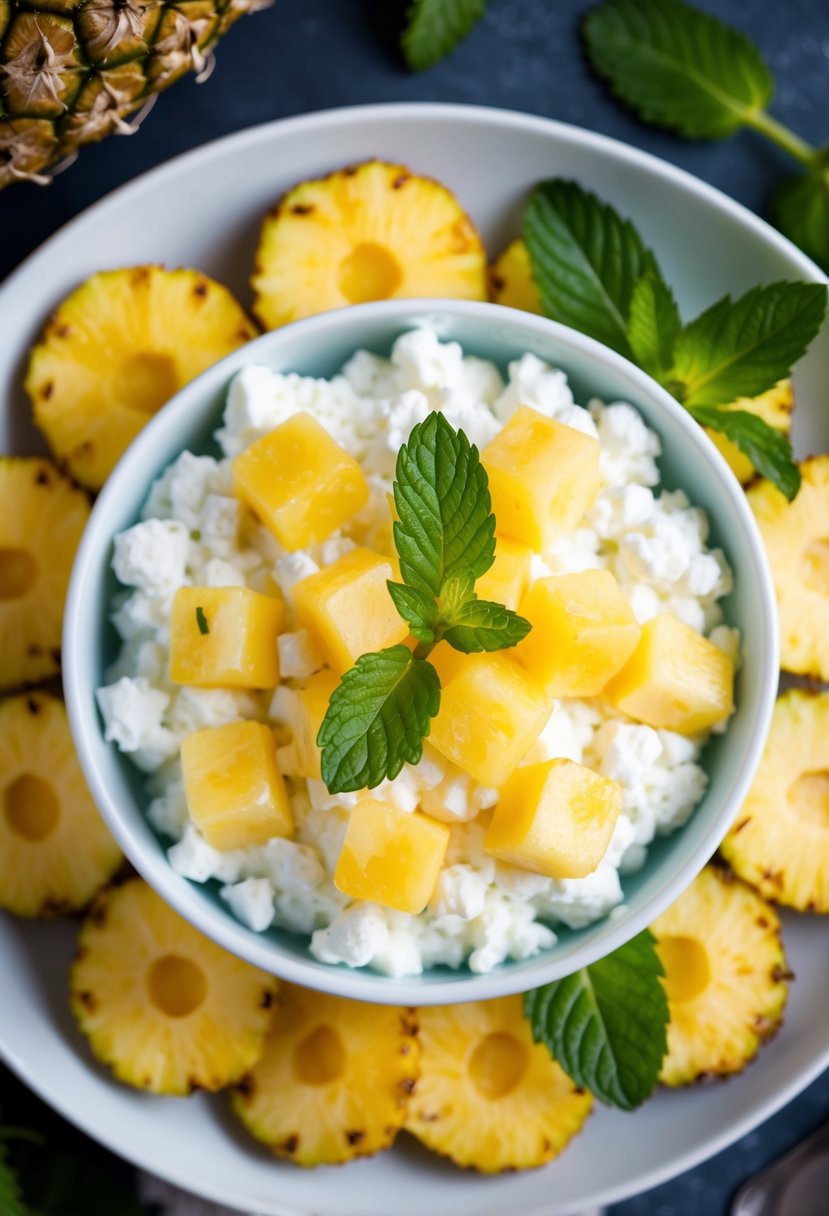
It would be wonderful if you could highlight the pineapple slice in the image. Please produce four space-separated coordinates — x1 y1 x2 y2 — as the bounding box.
181 720 293 851
406 996 592 1172
274 670 340 779
0 692 122 917
169 586 282 689
233 983 418 1166
334 799 450 914
748 456 829 679
721 690 829 911
71 878 276 1095
475 536 533 610
489 238 543 315
251 160 487 330
25 267 257 490
652 866 788 1086
707 380 794 485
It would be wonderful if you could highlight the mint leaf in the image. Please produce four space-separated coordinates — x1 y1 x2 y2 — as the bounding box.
690 404 800 500
771 165 829 276
401 0 487 72
524 930 668 1110
387 581 440 644
195 605 209 636
318 645 440 793
442 597 532 653
627 272 681 381
0 1136 34 1216
583 0 773 140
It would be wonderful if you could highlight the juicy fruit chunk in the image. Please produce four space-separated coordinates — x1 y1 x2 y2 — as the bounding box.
485 759 622 879
232 412 368 551
605 613 734 734
181 720 293 851
488 238 543 315
429 651 551 787
275 670 340 779
721 690 829 911
651 867 788 1086
482 406 601 549
293 548 408 673
233 983 418 1166
707 380 794 485
515 569 641 697
251 160 487 329
475 536 533 610
334 799 450 914
71 879 276 1096
406 996 592 1172
169 586 282 689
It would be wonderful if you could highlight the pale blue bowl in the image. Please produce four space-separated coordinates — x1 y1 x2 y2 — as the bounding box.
63 299 777 1005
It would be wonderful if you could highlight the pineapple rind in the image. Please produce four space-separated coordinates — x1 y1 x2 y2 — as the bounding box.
489 238 543 315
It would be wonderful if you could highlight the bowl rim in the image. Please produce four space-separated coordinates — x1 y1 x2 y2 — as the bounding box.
63 296 779 1004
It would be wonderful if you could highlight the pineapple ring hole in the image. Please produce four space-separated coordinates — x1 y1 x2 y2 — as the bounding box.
802 539 829 595
468 1032 530 1100
338 243 403 304
114 353 179 416
147 955 208 1018
0 548 37 601
788 770 829 827
3 774 60 842
293 1024 347 1085
657 935 711 1004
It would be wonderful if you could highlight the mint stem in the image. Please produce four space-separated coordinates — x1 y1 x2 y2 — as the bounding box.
412 638 436 662
743 109 818 168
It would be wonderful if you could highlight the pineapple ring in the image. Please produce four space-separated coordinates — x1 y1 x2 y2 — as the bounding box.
0 692 122 917
721 689 829 911
488 238 543 315
652 866 788 1087
25 267 257 490
71 879 276 1096
0 458 90 691
232 982 418 1166
406 995 592 1173
251 160 487 330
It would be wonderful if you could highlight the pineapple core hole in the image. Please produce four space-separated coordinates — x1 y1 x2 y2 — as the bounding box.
803 539 829 595
338 243 403 304
468 1033 530 1099
147 955 208 1018
657 935 711 1004
0 548 37 600
3 774 60 842
115 353 179 415
293 1024 346 1085
788 770 829 826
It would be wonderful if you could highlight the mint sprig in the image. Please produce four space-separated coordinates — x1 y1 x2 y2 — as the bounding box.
401 0 487 72
0 1132 35 1216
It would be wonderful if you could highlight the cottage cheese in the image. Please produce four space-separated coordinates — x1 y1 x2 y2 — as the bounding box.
97 328 738 977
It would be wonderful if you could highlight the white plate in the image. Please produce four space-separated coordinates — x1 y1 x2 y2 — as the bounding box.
1 103 827 1216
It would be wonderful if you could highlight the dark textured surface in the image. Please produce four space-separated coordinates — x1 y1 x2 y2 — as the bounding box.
1 0 828 1212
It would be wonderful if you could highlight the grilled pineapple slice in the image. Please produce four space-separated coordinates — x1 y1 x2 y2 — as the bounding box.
71 878 276 1095
232 983 418 1166
706 380 794 485
721 690 829 911
251 160 487 330
489 238 542 314
26 267 257 490
652 866 788 1086
406 996 592 1172
0 692 122 917
0 458 90 691
748 456 829 679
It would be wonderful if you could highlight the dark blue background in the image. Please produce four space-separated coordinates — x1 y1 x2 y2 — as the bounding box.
1 0 828 1212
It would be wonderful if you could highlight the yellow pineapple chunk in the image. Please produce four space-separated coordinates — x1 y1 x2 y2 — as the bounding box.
170 586 282 690
429 651 551 787
489 238 543 315
181 720 293 851
334 799 450 914
232 412 368 551
605 613 734 734
486 758 622 879
515 569 641 697
707 380 794 485
475 536 533 610
482 406 601 549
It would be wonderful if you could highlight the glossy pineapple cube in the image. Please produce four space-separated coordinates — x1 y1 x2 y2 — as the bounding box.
428 651 551 787
482 406 601 549
181 720 293 851
293 547 408 673
274 669 339 779
485 758 622 879
605 613 734 734
334 799 450 914
515 569 641 697
169 586 282 689
475 536 533 609
232 412 368 550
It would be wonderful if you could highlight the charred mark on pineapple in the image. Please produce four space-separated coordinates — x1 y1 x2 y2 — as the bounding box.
345 1129 365 1146
392 174 409 189
26 695 41 715
281 1135 299 1154
291 203 314 215
732 817 751 834
260 989 274 1009
193 280 209 298
771 964 795 983
399 1076 416 1096
236 1074 255 1099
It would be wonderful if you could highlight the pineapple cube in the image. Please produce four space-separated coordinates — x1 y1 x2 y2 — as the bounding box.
334 799 450 914
428 651 551 787
514 569 641 697
181 720 293 851
274 669 339 778
475 536 533 609
232 412 368 550
485 758 622 879
169 586 282 689
293 547 408 673
605 613 734 734
482 406 601 549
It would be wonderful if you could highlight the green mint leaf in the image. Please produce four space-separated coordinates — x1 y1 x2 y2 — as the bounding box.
582 0 773 140
689 404 801 500
442 598 532 653
401 0 487 72
0 1137 34 1216
195 606 209 636
626 271 682 381
318 645 440 793
771 166 829 275
387 581 440 644
524 930 668 1111
393 411 495 600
